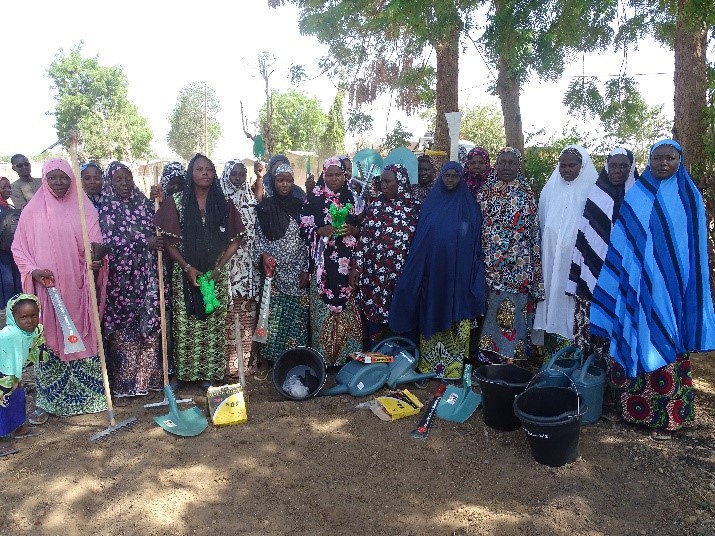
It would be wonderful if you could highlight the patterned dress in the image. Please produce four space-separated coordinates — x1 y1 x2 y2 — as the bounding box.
253 219 309 362
355 165 418 344
99 162 163 397
480 177 544 360
300 176 363 366
220 160 260 378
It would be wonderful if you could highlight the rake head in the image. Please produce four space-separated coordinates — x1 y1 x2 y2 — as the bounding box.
89 417 138 442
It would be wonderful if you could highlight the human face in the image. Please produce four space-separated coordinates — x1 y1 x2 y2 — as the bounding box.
13 301 40 333
559 152 582 182
380 170 398 199
12 156 31 180
0 178 11 200
606 154 631 186
81 166 103 196
496 152 519 182
229 163 247 188
46 169 71 198
418 160 435 187
467 154 487 177
167 177 185 195
305 174 316 192
111 167 134 200
274 172 294 197
342 158 353 177
192 157 215 188
324 165 345 192
441 168 461 190
650 144 680 180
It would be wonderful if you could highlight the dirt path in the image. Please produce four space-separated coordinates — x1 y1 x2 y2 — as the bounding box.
2 355 714 536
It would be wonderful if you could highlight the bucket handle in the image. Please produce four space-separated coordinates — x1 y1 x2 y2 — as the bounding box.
575 352 599 383
526 369 580 417
371 336 420 361
542 345 582 372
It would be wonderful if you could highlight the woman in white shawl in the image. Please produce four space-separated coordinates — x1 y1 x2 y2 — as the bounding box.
533 145 598 354
220 160 260 378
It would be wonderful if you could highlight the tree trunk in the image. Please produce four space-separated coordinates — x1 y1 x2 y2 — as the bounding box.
434 26 460 162
672 0 707 178
496 54 524 155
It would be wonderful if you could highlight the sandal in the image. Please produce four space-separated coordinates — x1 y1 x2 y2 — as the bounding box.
254 369 270 382
651 430 673 441
28 409 49 426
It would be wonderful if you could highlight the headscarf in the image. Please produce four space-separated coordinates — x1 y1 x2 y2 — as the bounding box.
160 161 186 196
263 154 306 201
0 294 44 380
389 161 486 339
533 144 598 339
356 163 418 324
98 161 162 338
219 159 259 299
299 156 359 311
11 158 107 362
591 140 715 376
463 146 493 196
0 177 10 207
567 147 639 300
256 162 302 241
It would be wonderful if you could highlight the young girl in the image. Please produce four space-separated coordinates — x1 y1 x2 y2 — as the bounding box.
0 294 46 446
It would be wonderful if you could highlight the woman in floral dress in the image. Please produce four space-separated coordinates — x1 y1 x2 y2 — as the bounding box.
351 164 418 346
480 148 544 360
300 157 363 366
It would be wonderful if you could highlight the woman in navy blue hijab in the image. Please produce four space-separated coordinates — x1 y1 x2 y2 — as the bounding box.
389 161 486 379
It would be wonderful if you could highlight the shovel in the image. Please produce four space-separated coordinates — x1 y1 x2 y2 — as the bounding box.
154 385 208 437
435 363 482 423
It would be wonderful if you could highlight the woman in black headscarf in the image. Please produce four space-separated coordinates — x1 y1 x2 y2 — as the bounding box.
154 153 245 390
253 162 310 370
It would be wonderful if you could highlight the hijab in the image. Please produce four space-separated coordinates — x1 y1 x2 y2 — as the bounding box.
591 139 715 376
80 161 103 210
533 144 598 339
0 177 10 207
389 161 486 339
160 161 186 196
11 158 107 361
256 162 302 241
567 147 639 300
463 146 493 195
0 294 43 379
263 154 306 201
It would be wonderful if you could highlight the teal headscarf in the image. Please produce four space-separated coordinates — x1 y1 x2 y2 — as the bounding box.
0 294 44 382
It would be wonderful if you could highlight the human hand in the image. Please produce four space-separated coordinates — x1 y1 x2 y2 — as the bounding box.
90 260 103 271
32 269 54 285
316 224 336 238
339 224 359 238
147 236 164 251
149 185 164 202
186 266 202 287
261 253 276 277
349 268 360 288
298 271 310 289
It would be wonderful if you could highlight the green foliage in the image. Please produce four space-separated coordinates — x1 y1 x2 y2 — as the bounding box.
460 104 506 158
46 42 153 161
563 75 670 162
347 109 373 135
259 90 326 155
523 129 582 197
167 82 222 161
381 121 413 152
319 90 346 156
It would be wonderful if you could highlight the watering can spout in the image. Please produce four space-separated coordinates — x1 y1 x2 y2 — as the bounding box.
388 371 437 389
318 384 350 396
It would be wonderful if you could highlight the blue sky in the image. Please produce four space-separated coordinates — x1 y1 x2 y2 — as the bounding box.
2 0 677 162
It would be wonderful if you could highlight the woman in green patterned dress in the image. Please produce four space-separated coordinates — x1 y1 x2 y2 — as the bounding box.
154 154 244 390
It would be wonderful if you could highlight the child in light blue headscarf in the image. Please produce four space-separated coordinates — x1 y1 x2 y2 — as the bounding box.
0 293 46 443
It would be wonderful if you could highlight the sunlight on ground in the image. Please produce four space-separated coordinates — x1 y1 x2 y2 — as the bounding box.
309 417 351 434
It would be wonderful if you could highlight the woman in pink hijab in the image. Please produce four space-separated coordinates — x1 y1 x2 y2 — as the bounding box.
11 158 108 419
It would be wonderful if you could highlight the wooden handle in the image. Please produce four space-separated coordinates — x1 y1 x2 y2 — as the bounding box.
153 165 170 387
68 130 115 426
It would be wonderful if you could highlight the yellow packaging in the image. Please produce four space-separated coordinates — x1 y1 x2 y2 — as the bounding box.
207 383 247 426
372 389 423 421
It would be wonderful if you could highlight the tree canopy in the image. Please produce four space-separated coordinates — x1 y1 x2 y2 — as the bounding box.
460 104 506 159
167 82 222 161
46 42 153 161
319 90 346 156
259 89 326 155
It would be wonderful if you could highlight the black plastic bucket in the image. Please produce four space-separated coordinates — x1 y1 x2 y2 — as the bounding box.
513 386 586 467
474 364 535 431
272 347 328 400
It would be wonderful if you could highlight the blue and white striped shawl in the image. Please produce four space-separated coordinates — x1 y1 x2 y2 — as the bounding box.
590 140 715 377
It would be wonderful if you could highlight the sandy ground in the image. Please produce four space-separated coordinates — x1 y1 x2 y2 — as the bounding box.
1 354 714 536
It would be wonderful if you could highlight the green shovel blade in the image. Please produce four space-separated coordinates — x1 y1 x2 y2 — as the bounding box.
154 385 208 437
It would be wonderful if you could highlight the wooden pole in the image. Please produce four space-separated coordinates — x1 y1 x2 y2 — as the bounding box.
154 169 170 387
68 129 116 427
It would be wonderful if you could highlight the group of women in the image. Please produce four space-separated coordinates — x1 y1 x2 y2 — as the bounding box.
1 136 713 439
